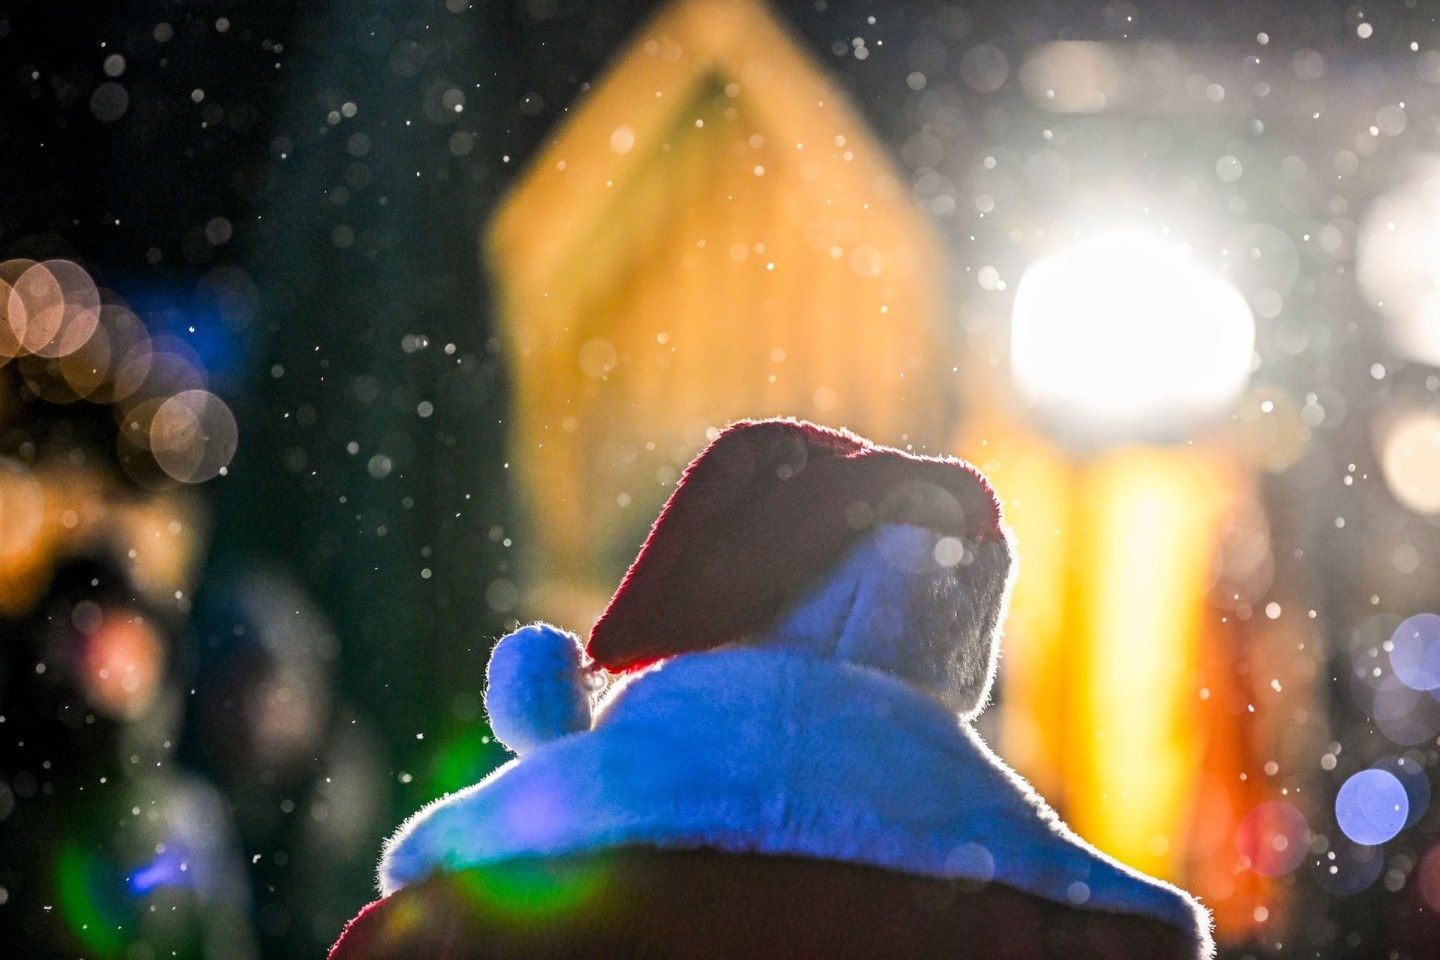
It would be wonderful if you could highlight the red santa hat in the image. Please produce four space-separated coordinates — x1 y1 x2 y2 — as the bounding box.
485 419 1015 754
348 422 1213 960
589 417 1009 671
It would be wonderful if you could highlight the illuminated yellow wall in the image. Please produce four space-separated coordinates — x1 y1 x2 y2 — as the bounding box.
975 420 1238 879
972 412 1323 941
1064 448 1234 877
487 0 949 626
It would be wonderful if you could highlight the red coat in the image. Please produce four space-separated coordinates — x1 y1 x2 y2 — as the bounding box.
331 848 1198 959
330 646 1212 959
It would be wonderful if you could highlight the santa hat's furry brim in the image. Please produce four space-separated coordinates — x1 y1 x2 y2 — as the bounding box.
589 419 1006 671
381 648 1212 959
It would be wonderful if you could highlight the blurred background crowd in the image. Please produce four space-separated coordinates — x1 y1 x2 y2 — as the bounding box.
3 0 1440 957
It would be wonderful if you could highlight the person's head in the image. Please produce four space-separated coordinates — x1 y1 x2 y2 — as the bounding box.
588 419 1016 716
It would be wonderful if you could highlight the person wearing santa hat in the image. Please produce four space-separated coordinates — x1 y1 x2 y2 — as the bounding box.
330 418 1213 959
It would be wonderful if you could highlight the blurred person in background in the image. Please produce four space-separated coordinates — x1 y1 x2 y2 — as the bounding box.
0 555 258 960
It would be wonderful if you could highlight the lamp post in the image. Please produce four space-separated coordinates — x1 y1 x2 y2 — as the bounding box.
968 230 1265 914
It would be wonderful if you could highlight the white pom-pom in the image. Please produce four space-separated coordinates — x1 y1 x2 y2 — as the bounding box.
485 623 594 754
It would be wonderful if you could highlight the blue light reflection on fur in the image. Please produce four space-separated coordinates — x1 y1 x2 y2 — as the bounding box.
380 647 1210 958
128 843 196 894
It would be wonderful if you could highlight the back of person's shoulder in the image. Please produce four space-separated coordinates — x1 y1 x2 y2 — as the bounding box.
331 847 1201 960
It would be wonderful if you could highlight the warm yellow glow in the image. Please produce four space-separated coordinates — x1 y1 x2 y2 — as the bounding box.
1380 409 1440 514
0 458 45 559
1011 232 1255 443
964 417 1077 805
0 450 206 617
1065 449 1236 879
108 491 207 608
0 458 55 614
488 0 948 621
965 375 1307 937
964 406 1244 884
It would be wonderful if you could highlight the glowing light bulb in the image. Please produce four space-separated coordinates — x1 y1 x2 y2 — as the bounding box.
1010 231 1255 444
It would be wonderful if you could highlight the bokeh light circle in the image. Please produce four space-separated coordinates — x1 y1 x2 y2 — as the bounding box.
1315 836 1386 896
1379 410 1440 514
1372 756 1431 828
36 259 101 357
1235 800 1309 877
1335 769 1409 845
1390 613 1440 691
7 261 62 354
117 396 168 452
1419 843 1440 911
1361 673 1440 746
0 258 37 360
149 389 238 483
8 260 100 358
90 81 129 123
131 347 206 398
58 321 112 399
960 44 1009 93
109 328 156 403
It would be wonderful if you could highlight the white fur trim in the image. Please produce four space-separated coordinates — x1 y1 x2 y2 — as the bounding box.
484 624 593 755
382 648 1212 956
